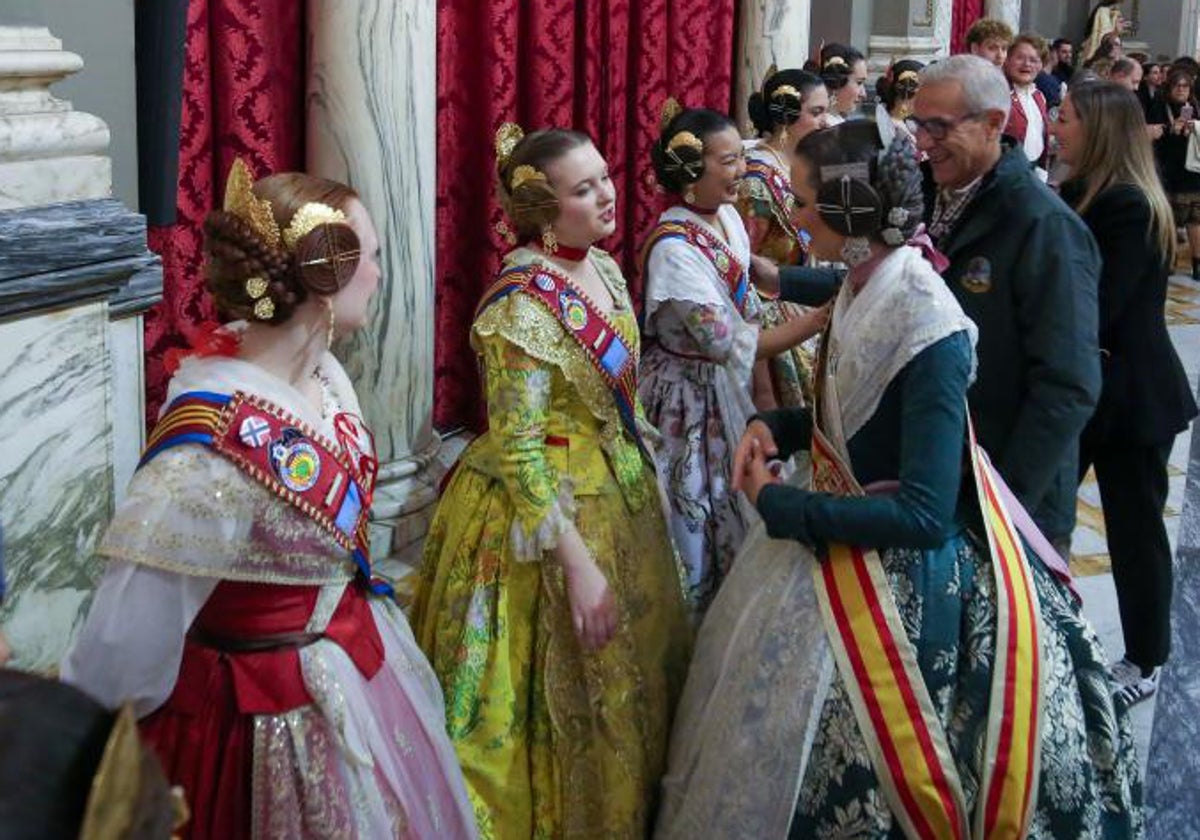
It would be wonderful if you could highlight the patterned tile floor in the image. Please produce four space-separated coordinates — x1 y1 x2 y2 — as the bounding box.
1071 273 1200 772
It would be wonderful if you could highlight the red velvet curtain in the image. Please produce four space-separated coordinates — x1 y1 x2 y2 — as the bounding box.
433 0 738 431
951 0 987 54
143 0 305 425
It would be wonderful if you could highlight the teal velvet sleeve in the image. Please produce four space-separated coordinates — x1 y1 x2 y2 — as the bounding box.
755 332 971 550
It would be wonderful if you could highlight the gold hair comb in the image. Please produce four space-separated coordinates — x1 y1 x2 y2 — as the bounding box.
771 84 801 100
510 164 548 191
896 70 920 84
283 202 348 251
824 56 848 70
224 158 281 250
495 122 525 171
667 130 704 154
660 96 684 132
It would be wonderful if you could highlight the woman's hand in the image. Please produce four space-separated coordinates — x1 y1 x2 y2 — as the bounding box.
733 419 780 493
740 438 783 506
801 302 832 338
750 254 781 295
1148 123 1165 140
557 531 617 652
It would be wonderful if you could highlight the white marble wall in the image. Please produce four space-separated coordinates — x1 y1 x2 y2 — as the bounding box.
734 0 812 135
0 26 111 208
986 0 1023 31
0 303 112 671
306 0 440 571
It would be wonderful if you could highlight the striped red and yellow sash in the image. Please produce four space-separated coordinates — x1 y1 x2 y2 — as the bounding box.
809 419 1042 840
743 158 805 246
639 219 751 317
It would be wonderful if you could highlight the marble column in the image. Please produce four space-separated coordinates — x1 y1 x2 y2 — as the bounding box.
306 0 439 576
0 19 161 671
868 0 953 76
733 0 812 135
985 0 1022 31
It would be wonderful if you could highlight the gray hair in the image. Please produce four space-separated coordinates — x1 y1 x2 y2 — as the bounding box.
920 55 1011 122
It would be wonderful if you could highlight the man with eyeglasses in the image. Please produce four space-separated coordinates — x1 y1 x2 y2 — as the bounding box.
754 54 1101 558
914 54 1100 558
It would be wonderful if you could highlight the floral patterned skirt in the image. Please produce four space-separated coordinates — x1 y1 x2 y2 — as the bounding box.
411 463 692 840
639 347 757 614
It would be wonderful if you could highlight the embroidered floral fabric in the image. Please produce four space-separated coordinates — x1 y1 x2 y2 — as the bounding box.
414 252 692 839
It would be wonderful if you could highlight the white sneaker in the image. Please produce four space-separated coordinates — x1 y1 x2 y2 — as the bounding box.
1109 658 1160 708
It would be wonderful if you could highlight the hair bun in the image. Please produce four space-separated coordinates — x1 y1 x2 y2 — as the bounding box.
815 175 884 237
294 222 361 296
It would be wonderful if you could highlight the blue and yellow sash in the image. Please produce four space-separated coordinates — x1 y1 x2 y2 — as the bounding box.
140 390 392 597
475 262 652 465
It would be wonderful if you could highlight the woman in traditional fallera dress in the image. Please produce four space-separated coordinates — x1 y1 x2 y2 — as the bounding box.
640 103 827 614
655 122 1143 840
62 162 477 840
739 68 830 409
412 126 691 840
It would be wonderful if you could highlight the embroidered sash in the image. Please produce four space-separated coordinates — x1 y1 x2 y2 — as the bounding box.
808 421 1043 840
641 219 751 317
139 390 392 598
743 158 805 246
475 263 653 465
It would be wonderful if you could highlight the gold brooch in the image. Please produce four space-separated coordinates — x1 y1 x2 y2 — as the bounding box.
245 276 268 300
253 296 276 320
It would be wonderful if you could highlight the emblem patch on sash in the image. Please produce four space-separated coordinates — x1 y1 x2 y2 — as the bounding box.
533 272 556 292
961 256 992 293
559 291 589 331
238 415 272 448
269 428 322 492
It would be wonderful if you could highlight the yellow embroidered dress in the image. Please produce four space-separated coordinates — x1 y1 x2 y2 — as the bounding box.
737 141 819 407
412 246 692 840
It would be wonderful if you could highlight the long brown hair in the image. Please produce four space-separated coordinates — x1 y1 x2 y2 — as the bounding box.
1066 81 1176 264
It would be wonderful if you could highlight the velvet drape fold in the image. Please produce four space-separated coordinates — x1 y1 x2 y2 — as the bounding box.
433 1 738 431
951 0 987 55
143 0 305 425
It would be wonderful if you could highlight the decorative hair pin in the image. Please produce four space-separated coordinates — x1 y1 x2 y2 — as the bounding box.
771 84 801 100
666 130 703 154
495 122 524 171
660 96 684 132
283 202 348 251
824 56 848 70
896 70 920 84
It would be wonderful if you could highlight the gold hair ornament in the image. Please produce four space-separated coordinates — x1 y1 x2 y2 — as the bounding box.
510 164 549 191
223 158 281 250
824 56 848 70
283 202 348 251
897 70 920 84
253 297 276 321
771 84 802 100
660 96 684 132
245 276 268 300
667 130 704 154
495 122 524 171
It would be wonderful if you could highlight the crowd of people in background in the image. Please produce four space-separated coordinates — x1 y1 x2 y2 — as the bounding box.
4 3 1199 838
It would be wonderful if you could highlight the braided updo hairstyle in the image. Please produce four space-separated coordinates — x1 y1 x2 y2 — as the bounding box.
794 120 924 242
651 108 737 194
496 128 591 240
878 60 925 112
819 43 865 92
204 173 361 325
748 69 824 137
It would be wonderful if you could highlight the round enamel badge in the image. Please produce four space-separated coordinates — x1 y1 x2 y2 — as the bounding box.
714 251 730 273
269 429 321 492
560 292 588 331
534 272 557 292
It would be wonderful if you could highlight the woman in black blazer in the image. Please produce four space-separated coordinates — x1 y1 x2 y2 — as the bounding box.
1053 81 1198 705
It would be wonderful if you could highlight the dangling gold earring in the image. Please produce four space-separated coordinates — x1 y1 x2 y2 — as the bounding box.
324 296 336 350
684 186 697 205
541 224 559 255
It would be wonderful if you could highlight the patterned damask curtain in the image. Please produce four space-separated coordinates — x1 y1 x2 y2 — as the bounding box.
432 0 739 431
143 0 305 425
952 0 987 54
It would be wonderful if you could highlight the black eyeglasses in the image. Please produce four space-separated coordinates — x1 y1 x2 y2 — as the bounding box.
907 112 985 141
